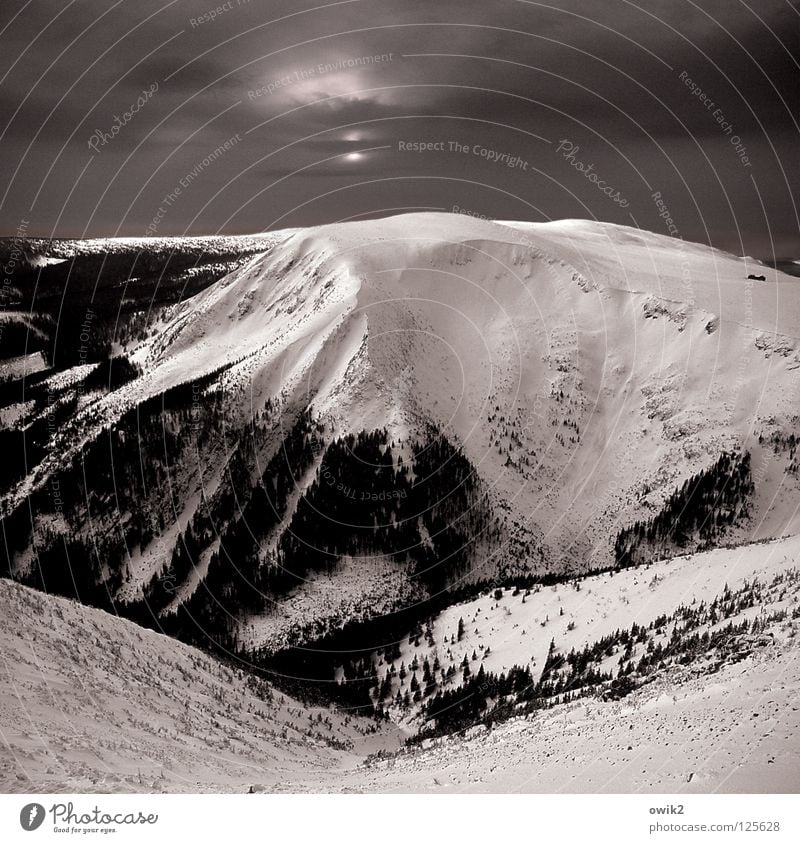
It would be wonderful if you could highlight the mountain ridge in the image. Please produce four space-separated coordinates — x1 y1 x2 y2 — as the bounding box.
2 212 799 657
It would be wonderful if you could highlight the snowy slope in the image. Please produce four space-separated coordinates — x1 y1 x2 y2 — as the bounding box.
2 539 798 793
500 218 798 337
3 212 800 655
364 643 800 793
0 579 397 794
68 214 800 561
371 533 800 716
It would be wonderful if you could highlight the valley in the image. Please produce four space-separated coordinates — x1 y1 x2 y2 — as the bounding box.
1 212 799 791
2 534 799 793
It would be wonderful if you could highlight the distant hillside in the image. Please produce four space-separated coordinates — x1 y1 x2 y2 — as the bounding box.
0 578 396 793
2 212 799 661
3 536 799 793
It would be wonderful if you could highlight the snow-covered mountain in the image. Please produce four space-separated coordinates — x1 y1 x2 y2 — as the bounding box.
3 537 799 793
2 212 799 658
2 212 800 790
0 577 396 793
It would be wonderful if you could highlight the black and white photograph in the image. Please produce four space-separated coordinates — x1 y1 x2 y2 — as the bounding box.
0 0 799 837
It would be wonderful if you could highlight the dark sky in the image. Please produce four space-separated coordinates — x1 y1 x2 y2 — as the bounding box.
0 0 797 257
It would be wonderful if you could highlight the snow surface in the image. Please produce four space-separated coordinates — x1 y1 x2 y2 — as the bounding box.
14 213 800 580
239 555 425 653
2 530 799 793
367 645 800 793
5 212 800 657
0 578 397 794
375 533 800 716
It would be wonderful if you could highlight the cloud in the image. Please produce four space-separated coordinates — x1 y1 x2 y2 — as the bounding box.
0 0 795 255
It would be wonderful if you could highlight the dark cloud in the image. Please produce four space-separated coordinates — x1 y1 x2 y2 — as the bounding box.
0 0 797 257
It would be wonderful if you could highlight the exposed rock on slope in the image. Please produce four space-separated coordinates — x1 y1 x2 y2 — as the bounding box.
2 213 799 653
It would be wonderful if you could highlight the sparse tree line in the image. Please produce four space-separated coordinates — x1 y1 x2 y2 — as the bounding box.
3 380 503 665
406 568 799 742
2 367 230 614
614 451 754 566
0 239 260 365
758 429 798 476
